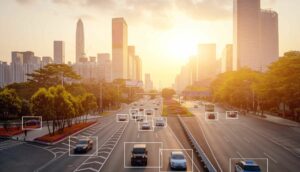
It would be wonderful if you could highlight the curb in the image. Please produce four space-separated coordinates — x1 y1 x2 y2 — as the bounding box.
31 121 99 145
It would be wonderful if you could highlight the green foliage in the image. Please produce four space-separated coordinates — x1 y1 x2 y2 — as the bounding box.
211 68 262 109
27 64 81 88
30 85 98 135
0 89 22 131
162 88 176 100
211 51 300 120
0 89 22 118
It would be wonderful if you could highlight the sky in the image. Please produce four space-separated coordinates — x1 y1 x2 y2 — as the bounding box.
0 0 300 88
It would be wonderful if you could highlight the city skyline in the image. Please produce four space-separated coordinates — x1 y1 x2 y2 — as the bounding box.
0 0 300 88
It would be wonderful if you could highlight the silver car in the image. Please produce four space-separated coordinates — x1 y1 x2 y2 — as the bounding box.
169 151 187 170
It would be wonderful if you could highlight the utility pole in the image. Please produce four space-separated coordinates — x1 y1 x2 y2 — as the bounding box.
61 72 64 87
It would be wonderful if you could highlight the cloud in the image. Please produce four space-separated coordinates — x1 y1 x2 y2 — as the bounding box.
175 0 232 21
18 0 232 29
15 0 36 5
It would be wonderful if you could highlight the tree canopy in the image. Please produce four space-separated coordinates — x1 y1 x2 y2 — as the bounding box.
27 64 81 87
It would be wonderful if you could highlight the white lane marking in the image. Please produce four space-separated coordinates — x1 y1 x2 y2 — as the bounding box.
224 136 230 142
195 117 223 172
236 151 244 159
137 133 139 138
264 152 278 164
155 133 158 138
167 126 201 172
62 143 74 148
243 137 250 143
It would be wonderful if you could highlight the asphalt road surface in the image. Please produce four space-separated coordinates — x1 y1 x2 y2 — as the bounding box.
0 98 201 172
185 101 300 172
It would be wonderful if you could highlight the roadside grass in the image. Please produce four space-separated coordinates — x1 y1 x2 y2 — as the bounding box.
162 99 193 117
35 121 96 143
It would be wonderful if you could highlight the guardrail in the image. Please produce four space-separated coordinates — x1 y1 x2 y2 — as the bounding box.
178 116 217 172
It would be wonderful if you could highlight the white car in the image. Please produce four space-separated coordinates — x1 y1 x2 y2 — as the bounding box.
169 151 187 170
141 121 151 130
118 115 127 121
155 118 165 126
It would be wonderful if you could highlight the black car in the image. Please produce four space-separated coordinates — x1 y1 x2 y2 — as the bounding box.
131 144 148 166
74 138 93 154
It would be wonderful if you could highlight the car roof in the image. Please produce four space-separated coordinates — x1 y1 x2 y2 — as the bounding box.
241 160 259 166
171 151 184 155
133 144 146 148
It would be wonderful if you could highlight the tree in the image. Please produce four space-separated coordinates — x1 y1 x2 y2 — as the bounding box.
162 88 176 100
80 93 98 121
27 64 81 88
211 68 262 110
262 51 300 119
31 88 54 135
0 89 22 131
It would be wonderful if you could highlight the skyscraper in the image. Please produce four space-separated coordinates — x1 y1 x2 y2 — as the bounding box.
112 17 128 80
144 73 153 91
260 9 279 71
221 44 233 73
128 46 135 80
197 44 217 81
76 19 85 63
135 56 142 81
233 0 261 70
54 41 65 64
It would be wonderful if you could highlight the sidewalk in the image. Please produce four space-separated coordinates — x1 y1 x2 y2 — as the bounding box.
250 112 300 127
11 115 101 142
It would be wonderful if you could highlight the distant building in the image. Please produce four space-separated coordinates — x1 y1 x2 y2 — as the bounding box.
41 56 53 67
89 56 96 63
53 41 65 64
260 9 279 71
97 53 112 82
73 53 112 82
112 17 128 80
135 56 142 81
76 19 85 63
221 44 233 73
144 73 153 91
128 46 135 80
188 56 198 85
233 0 261 70
197 44 217 81
0 61 11 87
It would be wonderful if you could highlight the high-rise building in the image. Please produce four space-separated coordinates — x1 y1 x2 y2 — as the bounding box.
128 46 135 80
22 51 34 64
53 41 65 64
188 56 198 85
97 53 112 82
233 0 261 70
144 73 153 91
41 56 53 66
197 44 217 81
76 19 85 63
12 51 23 64
112 17 128 80
221 44 233 73
260 9 279 71
0 61 10 87
135 56 142 81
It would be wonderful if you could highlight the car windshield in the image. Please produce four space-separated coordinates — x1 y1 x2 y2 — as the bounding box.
172 154 184 159
244 165 261 171
78 140 88 144
133 148 145 154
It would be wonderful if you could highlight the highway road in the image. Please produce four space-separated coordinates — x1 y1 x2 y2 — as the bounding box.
185 101 300 172
0 98 202 172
